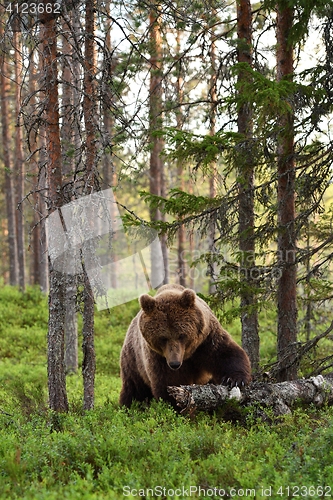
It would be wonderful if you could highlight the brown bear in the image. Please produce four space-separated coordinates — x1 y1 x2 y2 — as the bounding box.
119 284 251 408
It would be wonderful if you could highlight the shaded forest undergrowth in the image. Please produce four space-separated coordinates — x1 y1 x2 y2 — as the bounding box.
0 286 333 499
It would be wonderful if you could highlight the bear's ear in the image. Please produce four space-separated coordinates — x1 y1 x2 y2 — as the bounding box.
179 289 196 309
139 294 156 314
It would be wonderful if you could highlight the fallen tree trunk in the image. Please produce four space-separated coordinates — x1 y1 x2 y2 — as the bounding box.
167 375 333 417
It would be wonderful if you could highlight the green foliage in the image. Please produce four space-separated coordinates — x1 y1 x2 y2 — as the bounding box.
140 188 221 218
161 127 241 169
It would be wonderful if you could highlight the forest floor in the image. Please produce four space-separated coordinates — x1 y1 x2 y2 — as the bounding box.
0 286 333 499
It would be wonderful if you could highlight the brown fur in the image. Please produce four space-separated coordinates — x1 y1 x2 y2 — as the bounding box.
119 284 251 408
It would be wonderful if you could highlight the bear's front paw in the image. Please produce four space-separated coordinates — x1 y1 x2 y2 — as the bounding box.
221 375 248 389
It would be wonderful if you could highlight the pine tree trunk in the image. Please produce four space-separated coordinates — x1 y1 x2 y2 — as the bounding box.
64 275 78 375
37 132 49 293
236 0 259 372
102 1 118 289
14 30 25 290
28 58 41 287
40 3 68 412
276 3 297 382
82 274 95 410
81 0 97 410
175 30 186 287
0 22 19 286
102 0 113 191
61 15 78 375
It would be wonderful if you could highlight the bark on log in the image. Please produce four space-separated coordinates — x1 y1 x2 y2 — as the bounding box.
167 375 333 416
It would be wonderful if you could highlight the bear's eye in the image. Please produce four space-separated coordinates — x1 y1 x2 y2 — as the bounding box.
159 337 168 343
179 334 186 341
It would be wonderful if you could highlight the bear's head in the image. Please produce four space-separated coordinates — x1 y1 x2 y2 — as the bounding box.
138 288 207 370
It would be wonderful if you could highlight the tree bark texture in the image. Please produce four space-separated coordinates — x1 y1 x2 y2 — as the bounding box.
28 57 41 287
40 3 68 412
0 22 19 286
83 0 97 192
48 270 68 412
37 132 49 293
168 375 333 417
276 2 297 382
61 17 75 178
64 275 78 375
82 274 96 410
236 0 259 372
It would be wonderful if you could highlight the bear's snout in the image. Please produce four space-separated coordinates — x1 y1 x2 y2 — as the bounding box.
164 341 185 371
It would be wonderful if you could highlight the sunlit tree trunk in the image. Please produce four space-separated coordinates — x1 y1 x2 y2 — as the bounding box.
149 4 168 286
236 0 259 372
276 2 297 381
0 18 19 285
40 3 68 412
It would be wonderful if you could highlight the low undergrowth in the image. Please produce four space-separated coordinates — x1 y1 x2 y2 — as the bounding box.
0 286 333 499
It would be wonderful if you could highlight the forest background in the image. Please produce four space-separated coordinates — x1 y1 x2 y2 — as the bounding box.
1 0 333 413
